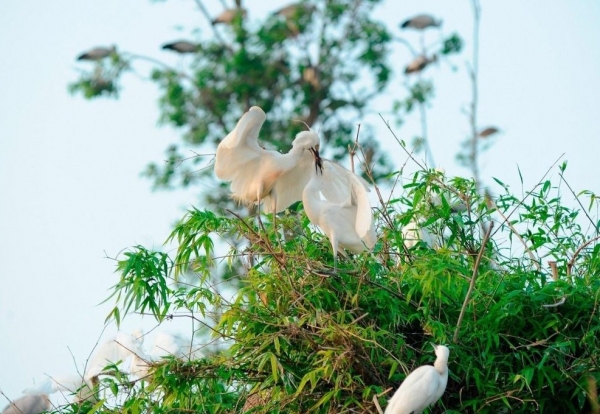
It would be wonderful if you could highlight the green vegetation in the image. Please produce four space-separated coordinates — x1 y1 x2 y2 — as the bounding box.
65 1 600 412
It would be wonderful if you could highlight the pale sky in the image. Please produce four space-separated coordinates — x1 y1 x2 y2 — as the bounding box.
1 0 599 403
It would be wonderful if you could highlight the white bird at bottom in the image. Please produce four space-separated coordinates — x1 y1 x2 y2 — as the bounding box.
384 345 449 414
302 155 376 268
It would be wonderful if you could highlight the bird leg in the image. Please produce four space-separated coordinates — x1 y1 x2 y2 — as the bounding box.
331 236 339 273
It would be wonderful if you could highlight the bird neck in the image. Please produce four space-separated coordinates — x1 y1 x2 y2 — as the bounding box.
288 144 307 158
302 174 323 218
434 359 448 374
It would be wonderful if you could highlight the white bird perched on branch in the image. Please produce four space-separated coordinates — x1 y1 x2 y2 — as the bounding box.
1 395 50 414
85 330 149 379
302 154 376 268
215 106 321 214
384 345 449 414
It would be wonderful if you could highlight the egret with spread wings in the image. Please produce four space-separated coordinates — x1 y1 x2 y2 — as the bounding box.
215 106 321 215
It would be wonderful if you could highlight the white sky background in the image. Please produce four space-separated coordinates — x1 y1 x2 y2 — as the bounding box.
1 0 599 402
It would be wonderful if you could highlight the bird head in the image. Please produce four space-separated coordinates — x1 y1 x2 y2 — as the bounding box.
432 344 450 360
293 130 322 173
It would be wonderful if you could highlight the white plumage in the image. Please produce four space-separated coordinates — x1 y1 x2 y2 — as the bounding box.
1 395 50 414
85 330 148 379
384 345 449 414
215 106 320 214
402 219 435 250
302 159 376 267
23 374 95 403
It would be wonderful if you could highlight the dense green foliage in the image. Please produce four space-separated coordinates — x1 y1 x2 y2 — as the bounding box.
55 160 600 413
64 1 600 413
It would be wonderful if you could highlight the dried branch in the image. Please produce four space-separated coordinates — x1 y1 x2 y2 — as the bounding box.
453 221 494 343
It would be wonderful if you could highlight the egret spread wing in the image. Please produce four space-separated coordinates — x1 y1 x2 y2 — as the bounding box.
214 107 267 181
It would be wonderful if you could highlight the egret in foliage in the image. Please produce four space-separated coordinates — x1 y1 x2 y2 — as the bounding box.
23 374 97 404
85 330 149 379
384 345 449 414
1 395 50 414
402 219 435 249
400 14 442 30
302 153 376 269
215 106 321 215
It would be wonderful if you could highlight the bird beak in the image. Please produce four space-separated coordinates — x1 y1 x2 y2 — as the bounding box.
309 147 323 174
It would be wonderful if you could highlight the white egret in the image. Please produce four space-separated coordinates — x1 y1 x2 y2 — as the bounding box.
302 157 376 268
384 345 449 414
161 41 199 54
212 8 247 25
400 14 442 30
1 395 50 414
76 45 115 61
404 55 437 75
215 106 321 215
85 330 148 379
23 374 97 403
402 219 435 250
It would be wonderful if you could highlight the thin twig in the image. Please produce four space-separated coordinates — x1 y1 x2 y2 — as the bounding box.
468 0 481 188
453 221 493 343
490 200 541 272
559 172 599 235
192 0 231 49
567 235 600 276
373 394 385 414
490 154 564 240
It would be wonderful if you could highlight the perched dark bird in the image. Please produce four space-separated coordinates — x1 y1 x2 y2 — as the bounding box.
400 14 442 30
212 8 247 25
404 54 437 74
384 345 449 414
478 126 500 138
76 45 116 61
1 394 50 414
161 40 199 54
